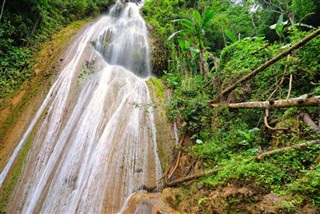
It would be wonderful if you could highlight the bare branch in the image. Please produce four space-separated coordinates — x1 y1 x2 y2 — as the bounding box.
211 96 320 109
286 74 293 99
299 112 320 134
0 0 6 22
264 108 287 131
256 139 320 160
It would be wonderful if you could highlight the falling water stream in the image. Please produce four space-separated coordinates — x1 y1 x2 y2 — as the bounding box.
1 1 162 213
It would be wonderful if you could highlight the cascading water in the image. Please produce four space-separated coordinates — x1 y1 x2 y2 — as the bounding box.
1 1 162 213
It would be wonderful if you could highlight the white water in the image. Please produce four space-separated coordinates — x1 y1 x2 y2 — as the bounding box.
2 1 162 213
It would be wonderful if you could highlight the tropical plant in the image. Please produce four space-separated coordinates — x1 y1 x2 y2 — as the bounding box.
168 4 219 76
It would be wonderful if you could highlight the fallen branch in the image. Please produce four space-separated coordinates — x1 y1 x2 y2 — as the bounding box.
166 168 222 187
211 95 320 109
0 0 6 22
286 74 293 99
185 157 199 176
251 43 270 55
299 112 320 134
210 28 320 104
264 109 287 131
166 139 320 187
167 132 187 180
256 139 320 160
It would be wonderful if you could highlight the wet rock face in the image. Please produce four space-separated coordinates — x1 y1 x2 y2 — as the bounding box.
119 192 180 214
149 36 168 77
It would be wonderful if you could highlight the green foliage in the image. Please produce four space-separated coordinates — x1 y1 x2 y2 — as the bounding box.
0 0 111 105
224 29 237 43
168 4 219 75
270 14 289 41
165 74 214 135
163 16 319 213
287 165 320 205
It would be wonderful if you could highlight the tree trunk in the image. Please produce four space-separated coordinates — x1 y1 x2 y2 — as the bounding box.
197 36 204 76
211 96 320 109
210 28 320 103
199 41 209 76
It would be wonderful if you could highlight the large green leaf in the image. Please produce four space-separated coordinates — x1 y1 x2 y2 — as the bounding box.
172 18 195 30
178 38 186 51
224 29 237 43
270 14 288 31
202 9 215 27
193 10 202 27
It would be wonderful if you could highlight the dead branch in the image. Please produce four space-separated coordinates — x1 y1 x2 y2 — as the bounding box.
211 95 320 109
166 139 320 187
299 112 320 134
268 73 285 100
0 0 6 21
185 157 199 177
264 109 288 131
210 28 320 104
168 151 182 180
167 132 187 180
251 43 270 55
166 168 222 187
299 12 316 28
311 81 320 86
256 139 320 160
286 74 293 99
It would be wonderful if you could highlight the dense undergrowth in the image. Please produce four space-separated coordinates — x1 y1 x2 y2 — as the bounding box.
161 32 320 212
0 0 112 106
144 0 320 212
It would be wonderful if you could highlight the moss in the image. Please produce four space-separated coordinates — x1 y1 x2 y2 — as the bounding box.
146 77 165 99
146 77 175 174
0 127 35 212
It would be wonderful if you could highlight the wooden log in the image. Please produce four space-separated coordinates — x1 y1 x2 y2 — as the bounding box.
211 96 320 109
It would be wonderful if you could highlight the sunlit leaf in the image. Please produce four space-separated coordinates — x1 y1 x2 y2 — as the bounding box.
224 29 237 43
193 10 201 27
178 38 186 51
172 18 195 30
202 9 215 27
196 139 203 144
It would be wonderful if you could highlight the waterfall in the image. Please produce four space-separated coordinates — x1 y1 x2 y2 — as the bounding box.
2 1 162 213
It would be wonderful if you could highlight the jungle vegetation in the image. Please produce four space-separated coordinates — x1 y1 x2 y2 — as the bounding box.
143 0 320 212
0 0 319 212
0 0 113 105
